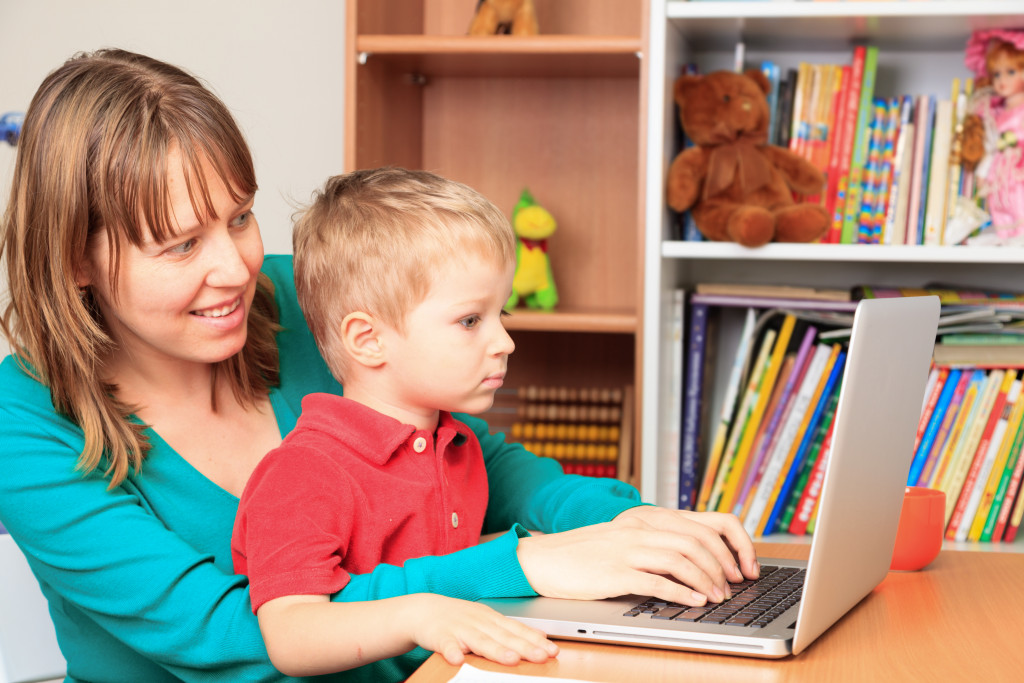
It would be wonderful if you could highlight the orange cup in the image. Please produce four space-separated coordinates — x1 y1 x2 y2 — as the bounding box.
890 486 945 571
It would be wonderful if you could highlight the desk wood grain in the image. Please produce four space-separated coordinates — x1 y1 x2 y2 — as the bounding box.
408 543 1024 682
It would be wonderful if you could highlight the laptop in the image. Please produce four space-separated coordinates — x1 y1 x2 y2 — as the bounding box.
481 295 940 658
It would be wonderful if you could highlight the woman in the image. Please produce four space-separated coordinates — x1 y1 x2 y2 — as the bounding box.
0 49 758 682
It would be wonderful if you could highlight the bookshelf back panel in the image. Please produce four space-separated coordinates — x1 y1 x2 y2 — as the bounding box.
422 0 642 37
422 76 641 312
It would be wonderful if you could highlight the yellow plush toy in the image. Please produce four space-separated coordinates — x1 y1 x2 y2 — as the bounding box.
507 189 558 310
468 0 539 36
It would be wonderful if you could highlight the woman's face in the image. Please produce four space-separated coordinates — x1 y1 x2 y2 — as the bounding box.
81 148 264 377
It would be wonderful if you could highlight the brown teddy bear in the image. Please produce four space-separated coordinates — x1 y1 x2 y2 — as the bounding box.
468 0 538 36
666 69 829 247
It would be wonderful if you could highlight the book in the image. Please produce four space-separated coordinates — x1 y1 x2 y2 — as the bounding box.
822 64 853 243
884 100 915 245
907 367 962 486
776 68 798 149
697 307 757 511
659 289 685 507
678 301 710 509
914 366 946 452
789 414 836 536
706 326 778 512
761 60 782 151
690 293 859 313
873 96 909 244
991 410 1024 541
778 386 840 533
743 343 835 535
924 369 986 490
718 314 797 513
922 98 953 246
959 375 1021 541
906 95 936 245
1002 470 1024 542
734 325 818 516
946 369 1011 539
840 45 879 244
762 349 846 535
856 98 887 243
943 79 970 240
915 369 972 488
975 384 1024 541
932 344 1024 368
941 333 1024 345
827 46 866 244
789 62 814 159
936 370 1002 522
693 283 852 302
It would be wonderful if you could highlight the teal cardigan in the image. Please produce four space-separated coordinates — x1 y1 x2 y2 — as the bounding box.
0 255 643 682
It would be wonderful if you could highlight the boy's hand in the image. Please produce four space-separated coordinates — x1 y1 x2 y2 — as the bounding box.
516 509 759 607
408 594 558 666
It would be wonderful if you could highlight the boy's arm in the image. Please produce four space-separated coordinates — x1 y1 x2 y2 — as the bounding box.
256 592 556 677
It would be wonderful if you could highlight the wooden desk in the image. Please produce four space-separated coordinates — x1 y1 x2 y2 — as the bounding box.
409 543 1024 682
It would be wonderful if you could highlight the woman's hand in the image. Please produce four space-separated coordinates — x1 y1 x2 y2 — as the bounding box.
516 508 759 607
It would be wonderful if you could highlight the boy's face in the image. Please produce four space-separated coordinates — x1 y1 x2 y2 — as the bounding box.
377 252 516 428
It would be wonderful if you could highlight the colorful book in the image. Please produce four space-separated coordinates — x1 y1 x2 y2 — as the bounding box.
914 366 948 454
761 60 782 149
776 68 798 149
916 369 972 487
856 98 888 243
991 412 1024 541
840 45 879 244
827 47 866 244
719 314 797 513
678 301 711 510
822 64 853 243
958 374 1021 541
946 369 1011 538
925 369 986 490
734 326 818 517
706 327 778 512
779 387 840 533
907 367 963 486
873 96 908 244
790 416 837 536
944 79 969 236
697 307 757 511
1002 475 1024 542
762 350 846 536
922 98 954 246
884 97 916 245
977 387 1024 541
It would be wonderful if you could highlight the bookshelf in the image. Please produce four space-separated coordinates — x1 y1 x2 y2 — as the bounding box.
641 1 1024 551
345 1 649 478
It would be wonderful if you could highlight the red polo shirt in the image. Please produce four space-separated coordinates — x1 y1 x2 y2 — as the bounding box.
232 394 489 612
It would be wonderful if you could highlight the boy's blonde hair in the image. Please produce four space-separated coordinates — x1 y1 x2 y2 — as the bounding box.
293 167 516 382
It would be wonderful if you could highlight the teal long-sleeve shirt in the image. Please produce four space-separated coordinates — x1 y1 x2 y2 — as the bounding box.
0 255 644 682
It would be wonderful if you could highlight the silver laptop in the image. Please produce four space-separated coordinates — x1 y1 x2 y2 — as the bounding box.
481 295 940 658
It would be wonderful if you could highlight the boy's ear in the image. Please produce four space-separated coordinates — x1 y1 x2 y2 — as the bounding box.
341 311 386 368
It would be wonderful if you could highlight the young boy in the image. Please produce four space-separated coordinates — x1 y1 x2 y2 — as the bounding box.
231 168 558 679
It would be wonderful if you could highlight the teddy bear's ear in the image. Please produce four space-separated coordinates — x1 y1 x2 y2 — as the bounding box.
673 74 703 106
743 68 771 95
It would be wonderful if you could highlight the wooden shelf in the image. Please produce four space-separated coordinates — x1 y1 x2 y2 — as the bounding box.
504 308 637 334
661 242 1024 265
355 35 643 78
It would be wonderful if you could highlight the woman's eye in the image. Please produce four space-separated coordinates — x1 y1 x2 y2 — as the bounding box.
458 315 481 329
166 238 197 255
231 211 252 228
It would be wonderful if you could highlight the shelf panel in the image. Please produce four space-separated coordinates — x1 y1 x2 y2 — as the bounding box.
504 308 637 334
356 35 643 78
661 242 1024 265
665 1 1023 51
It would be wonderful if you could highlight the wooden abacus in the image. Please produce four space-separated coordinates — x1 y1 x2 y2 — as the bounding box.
485 385 633 481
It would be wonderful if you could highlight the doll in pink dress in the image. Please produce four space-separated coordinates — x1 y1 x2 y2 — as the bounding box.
963 29 1024 242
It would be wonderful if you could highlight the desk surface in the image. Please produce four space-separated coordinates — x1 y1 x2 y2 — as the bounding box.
409 543 1024 682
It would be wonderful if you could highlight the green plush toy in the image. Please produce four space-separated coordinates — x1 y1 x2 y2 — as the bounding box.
507 188 558 311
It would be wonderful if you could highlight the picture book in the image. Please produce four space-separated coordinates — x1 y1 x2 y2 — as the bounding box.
973 382 1024 541
789 415 836 536
914 366 947 453
991 413 1024 541
884 96 916 245
779 387 840 533
678 300 710 510
924 369 986 490
907 95 936 245
922 98 954 246
840 45 879 244
822 63 853 243
915 370 972 488
907 367 963 486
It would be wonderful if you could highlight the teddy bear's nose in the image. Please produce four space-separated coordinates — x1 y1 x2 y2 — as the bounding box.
741 101 752 112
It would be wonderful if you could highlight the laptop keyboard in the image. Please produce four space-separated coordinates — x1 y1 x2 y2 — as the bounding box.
623 565 805 629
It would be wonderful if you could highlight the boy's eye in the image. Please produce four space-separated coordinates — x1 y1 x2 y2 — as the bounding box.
166 238 197 255
458 314 481 329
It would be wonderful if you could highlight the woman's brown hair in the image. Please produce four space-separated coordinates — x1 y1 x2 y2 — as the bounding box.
0 48 279 486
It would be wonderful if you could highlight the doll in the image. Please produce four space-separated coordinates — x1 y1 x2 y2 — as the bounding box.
962 29 1024 243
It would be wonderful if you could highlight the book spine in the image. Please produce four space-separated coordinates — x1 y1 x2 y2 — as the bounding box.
1003 478 1024 543
937 370 1001 520
922 99 954 246
678 302 709 510
719 315 797 512
947 370 1011 539
779 387 840 532
763 350 846 535
908 96 936 245
874 97 907 244
914 366 947 453
697 308 757 511
907 368 962 486
925 371 984 489
829 47 866 244
840 45 879 243
733 325 818 514
917 370 972 487
822 64 852 243
979 389 1024 541
964 376 1021 541
856 98 887 243
992 416 1024 541
789 416 836 536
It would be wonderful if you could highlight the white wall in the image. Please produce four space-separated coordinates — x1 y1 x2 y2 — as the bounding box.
0 0 347 357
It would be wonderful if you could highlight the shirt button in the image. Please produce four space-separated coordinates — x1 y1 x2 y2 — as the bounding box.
451 512 459 528
413 437 427 453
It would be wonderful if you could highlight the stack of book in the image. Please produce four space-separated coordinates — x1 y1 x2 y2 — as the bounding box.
670 283 1024 543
